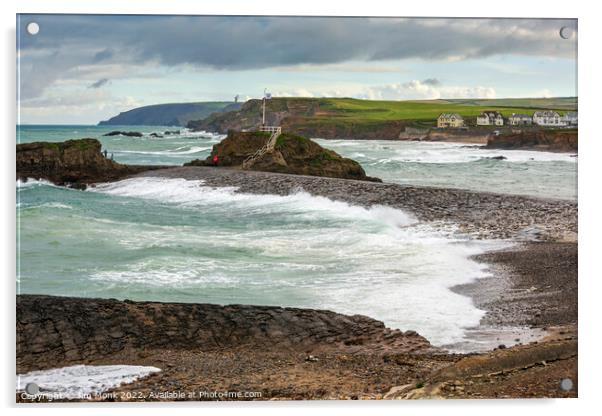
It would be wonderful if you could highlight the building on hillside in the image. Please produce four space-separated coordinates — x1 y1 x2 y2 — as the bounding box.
437 113 464 128
476 111 504 126
508 113 533 126
562 111 578 126
533 111 566 127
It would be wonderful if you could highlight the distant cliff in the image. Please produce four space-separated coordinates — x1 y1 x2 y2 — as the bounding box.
98 102 242 127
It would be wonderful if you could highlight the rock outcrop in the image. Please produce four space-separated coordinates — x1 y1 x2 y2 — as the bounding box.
17 138 162 189
184 131 381 182
16 295 433 373
103 131 143 137
486 130 577 152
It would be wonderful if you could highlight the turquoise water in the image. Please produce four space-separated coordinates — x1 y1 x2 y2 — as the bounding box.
314 139 577 201
16 125 576 348
17 125 223 166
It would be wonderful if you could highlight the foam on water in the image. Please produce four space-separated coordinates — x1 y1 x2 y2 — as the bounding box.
17 365 161 399
315 139 577 200
317 139 576 164
84 177 508 347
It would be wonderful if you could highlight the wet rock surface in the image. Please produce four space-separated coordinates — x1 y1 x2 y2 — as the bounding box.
16 295 434 374
139 166 577 241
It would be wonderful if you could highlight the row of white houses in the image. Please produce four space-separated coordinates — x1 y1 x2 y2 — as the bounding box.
437 110 578 128
477 110 578 127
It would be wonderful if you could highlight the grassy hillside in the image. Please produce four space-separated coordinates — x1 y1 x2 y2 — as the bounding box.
317 97 576 124
189 96 578 139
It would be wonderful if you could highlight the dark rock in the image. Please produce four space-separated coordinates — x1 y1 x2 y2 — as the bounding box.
16 138 163 188
16 295 434 373
103 131 143 137
485 156 507 161
184 131 381 182
164 130 181 135
486 130 577 152
149 133 163 138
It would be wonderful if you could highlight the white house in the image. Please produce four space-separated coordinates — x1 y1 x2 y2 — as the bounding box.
508 113 533 126
533 111 566 127
476 111 504 126
562 111 578 126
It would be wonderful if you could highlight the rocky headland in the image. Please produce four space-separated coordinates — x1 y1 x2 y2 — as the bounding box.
187 98 411 140
185 131 381 182
16 138 165 189
486 129 578 152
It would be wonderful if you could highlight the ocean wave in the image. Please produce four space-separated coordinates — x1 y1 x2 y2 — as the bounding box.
116 146 211 156
17 365 161 399
92 177 417 229
16 178 55 189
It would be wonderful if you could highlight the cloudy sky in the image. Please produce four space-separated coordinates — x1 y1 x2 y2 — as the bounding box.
17 15 577 124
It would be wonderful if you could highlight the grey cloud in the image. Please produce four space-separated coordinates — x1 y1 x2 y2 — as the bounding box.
88 78 110 88
17 15 577 98
93 48 113 63
421 78 441 86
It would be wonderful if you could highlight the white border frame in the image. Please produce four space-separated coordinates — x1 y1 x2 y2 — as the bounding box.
2 1 600 415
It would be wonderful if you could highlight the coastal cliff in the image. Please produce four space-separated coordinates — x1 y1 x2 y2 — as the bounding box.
486 130 578 152
185 131 381 182
187 98 409 140
98 101 240 126
16 139 162 189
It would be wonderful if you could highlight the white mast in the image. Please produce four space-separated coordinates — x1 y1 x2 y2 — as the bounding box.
262 88 267 126
262 88 272 126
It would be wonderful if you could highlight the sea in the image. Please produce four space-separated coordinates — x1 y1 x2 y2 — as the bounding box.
16 125 577 351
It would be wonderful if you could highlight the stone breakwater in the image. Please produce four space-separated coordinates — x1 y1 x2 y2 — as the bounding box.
17 295 433 373
138 167 577 242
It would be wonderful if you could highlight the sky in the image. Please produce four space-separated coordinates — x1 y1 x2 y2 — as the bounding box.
17 15 578 124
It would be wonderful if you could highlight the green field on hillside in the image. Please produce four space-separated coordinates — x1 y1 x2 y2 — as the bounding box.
315 97 576 123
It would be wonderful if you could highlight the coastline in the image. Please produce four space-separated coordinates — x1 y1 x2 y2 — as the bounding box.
17 166 578 400
132 166 577 242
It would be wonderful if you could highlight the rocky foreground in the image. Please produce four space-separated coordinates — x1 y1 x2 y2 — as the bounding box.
17 289 577 401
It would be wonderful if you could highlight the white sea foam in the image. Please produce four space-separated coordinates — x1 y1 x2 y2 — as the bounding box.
88 177 508 347
117 146 211 156
16 365 161 400
316 139 577 164
16 178 55 189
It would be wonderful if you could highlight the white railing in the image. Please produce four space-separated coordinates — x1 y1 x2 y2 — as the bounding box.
241 126 282 169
